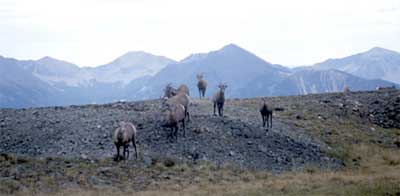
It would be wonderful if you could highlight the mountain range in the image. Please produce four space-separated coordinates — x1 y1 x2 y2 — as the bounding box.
306 47 400 84
0 44 399 108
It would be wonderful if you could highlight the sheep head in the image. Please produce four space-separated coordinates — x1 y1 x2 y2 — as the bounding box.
218 83 228 92
163 83 177 98
196 73 204 80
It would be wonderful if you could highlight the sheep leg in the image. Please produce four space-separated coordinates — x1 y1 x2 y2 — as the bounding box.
182 119 186 137
199 89 201 99
123 145 127 160
132 139 138 159
174 125 179 142
116 145 121 161
186 107 190 122
218 103 224 117
222 104 225 116
213 102 217 116
169 127 174 140
264 115 267 127
123 146 127 160
221 103 224 116
262 115 265 127
270 113 273 129
122 146 126 160
126 145 130 160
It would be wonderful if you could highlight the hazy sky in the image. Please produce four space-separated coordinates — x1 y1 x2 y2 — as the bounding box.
1 0 399 67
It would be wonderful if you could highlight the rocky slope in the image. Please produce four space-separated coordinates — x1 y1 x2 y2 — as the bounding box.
2 89 399 173
0 102 337 172
1 89 400 194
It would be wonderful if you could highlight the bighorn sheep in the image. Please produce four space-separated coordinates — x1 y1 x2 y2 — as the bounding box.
163 93 190 122
213 83 228 117
163 84 189 98
196 74 207 99
343 85 350 93
161 103 186 141
260 98 272 129
113 121 138 161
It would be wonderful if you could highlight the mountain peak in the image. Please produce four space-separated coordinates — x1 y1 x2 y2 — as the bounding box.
116 51 175 63
220 43 245 52
217 43 259 58
180 43 254 64
38 56 57 62
370 46 386 51
94 51 176 84
115 51 148 61
123 51 149 56
365 47 398 56
36 56 79 68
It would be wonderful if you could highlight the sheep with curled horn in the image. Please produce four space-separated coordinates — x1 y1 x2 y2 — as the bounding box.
113 121 138 161
163 84 189 98
259 98 272 130
163 83 177 98
196 73 207 99
212 83 228 117
160 103 186 141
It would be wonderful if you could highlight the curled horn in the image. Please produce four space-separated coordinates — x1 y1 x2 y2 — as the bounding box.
218 82 227 88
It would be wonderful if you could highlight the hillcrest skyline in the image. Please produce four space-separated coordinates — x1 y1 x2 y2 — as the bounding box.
1 44 399 69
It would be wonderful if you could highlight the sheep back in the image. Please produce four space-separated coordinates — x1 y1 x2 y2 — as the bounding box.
165 93 190 109
177 85 189 95
163 104 186 127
